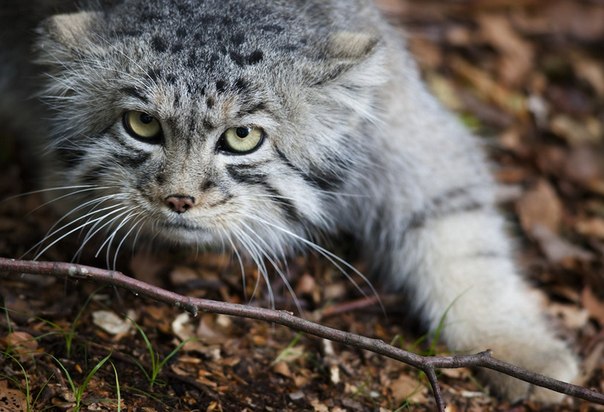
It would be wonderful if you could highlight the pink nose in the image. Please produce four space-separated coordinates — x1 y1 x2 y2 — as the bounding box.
164 195 195 214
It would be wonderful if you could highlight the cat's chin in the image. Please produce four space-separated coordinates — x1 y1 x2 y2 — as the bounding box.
154 221 220 246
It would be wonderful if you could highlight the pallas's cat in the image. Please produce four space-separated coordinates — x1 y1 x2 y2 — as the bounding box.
0 0 578 402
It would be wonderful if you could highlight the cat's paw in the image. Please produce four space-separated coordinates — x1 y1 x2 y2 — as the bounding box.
479 339 579 403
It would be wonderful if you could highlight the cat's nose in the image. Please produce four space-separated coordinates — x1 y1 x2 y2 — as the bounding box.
164 195 196 214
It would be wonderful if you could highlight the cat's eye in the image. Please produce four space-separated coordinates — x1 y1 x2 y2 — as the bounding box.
123 111 162 142
219 126 264 154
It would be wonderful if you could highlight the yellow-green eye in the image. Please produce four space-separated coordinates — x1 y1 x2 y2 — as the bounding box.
220 126 264 154
123 111 162 141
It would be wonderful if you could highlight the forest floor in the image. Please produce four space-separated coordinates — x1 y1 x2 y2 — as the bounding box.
1 0 604 410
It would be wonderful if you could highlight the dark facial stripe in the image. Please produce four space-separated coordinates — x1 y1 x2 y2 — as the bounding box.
408 201 486 230
237 102 271 118
114 150 151 168
208 193 234 208
120 87 149 104
275 148 344 191
226 164 267 186
260 183 300 222
80 165 105 185
56 147 87 168
226 165 300 221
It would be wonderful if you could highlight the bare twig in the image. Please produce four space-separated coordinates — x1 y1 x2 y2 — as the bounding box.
1 257 603 411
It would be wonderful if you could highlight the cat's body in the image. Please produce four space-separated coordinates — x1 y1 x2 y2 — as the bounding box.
1 0 578 402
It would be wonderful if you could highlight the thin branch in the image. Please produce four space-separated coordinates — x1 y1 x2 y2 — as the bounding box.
1 257 603 410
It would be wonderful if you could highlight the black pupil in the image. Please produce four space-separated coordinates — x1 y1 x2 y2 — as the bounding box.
139 113 154 124
236 127 250 138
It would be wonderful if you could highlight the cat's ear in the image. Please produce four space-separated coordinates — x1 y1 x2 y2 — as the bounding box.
327 31 379 62
309 31 385 87
37 11 101 58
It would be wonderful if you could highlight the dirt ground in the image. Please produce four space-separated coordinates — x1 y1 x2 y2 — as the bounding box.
1 0 603 410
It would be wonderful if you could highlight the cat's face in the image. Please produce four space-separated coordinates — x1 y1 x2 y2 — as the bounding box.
34 0 386 255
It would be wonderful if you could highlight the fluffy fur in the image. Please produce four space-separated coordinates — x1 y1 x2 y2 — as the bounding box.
1 0 578 402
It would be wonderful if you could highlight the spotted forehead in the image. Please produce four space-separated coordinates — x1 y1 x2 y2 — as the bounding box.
98 0 323 73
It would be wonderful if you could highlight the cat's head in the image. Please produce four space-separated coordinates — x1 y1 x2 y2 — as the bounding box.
33 0 388 255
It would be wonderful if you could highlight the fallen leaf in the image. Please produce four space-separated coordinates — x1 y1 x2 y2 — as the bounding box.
92 310 133 336
390 374 428 404
0 381 27 412
576 218 604 239
565 147 604 188
551 115 602 146
310 398 329 412
572 52 604 97
516 180 563 234
547 303 589 330
580 341 604 385
5 331 38 361
272 361 292 378
478 14 534 86
169 266 199 286
531 225 594 264
582 287 604 325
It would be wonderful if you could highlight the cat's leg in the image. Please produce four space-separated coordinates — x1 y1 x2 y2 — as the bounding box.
397 205 579 402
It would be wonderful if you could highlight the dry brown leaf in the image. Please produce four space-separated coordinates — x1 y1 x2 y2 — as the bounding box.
478 14 534 86
449 56 527 117
310 398 329 412
390 374 428 404
547 303 589 330
439 367 471 380
408 37 443 69
546 1 604 41
565 147 604 189
516 180 563 234
551 115 603 146
572 53 604 97
531 225 594 264
581 341 604 386
0 381 27 412
5 332 38 362
169 266 199 286
582 287 604 325
272 361 292 378
511 1 604 40
575 218 604 239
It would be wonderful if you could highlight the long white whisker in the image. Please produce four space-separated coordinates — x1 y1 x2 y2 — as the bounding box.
41 194 124 249
1 185 99 203
130 219 147 256
32 205 130 260
71 198 132 261
113 214 146 270
26 186 111 216
24 201 124 259
101 210 141 267
231 228 274 308
92 209 136 259
248 216 384 313
239 223 302 314
222 229 247 302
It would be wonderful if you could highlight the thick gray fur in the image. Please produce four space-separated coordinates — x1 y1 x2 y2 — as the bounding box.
0 0 578 402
